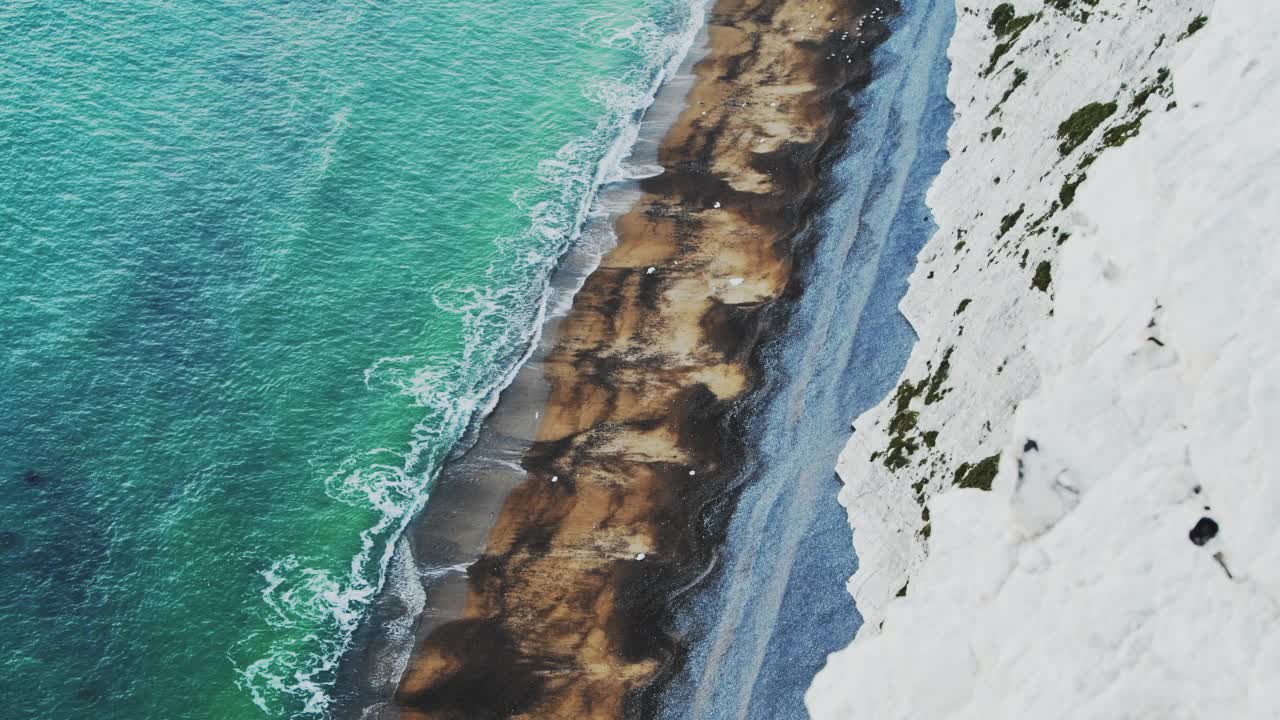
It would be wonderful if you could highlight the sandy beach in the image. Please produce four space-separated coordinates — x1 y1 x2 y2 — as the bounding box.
342 0 889 717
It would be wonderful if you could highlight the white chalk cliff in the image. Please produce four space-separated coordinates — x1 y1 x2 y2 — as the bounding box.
810 0 1280 716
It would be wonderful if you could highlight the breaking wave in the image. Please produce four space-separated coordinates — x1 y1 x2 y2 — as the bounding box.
233 1 708 716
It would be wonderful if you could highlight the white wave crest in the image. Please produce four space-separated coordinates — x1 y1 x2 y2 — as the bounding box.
236 0 710 716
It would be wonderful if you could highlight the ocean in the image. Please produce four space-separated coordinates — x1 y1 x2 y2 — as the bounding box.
0 1 699 717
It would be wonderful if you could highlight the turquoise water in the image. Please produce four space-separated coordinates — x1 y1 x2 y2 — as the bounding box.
0 1 696 717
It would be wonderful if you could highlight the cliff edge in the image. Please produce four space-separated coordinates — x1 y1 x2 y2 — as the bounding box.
811 0 1280 716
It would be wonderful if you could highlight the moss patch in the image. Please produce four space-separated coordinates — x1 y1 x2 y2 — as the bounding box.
1059 173 1086 208
883 380 923 470
881 348 954 469
988 3 1017 36
1057 101 1117 155
998 69 1027 106
1132 68 1171 109
954 453 1000 491
1048 0 1099 10
1032 260 1052 292
1102 112 1148 149
998 204 1025 238
1180 15 1208 39
925 347 954 405
984 11 1038 76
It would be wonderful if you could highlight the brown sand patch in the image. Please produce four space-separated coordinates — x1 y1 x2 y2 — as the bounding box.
390 0 889 717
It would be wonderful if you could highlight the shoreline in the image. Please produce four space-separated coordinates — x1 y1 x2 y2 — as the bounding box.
331 13 714 719
649 0 957 713
338 0 890 717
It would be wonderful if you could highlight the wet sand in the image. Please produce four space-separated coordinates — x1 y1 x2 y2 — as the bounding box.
340 0 888 717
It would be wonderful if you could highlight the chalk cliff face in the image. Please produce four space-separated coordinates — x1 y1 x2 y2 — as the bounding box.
810 0 1280 716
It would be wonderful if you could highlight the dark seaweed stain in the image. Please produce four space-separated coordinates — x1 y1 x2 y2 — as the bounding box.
613 559 679 663
465 554 508 593
599 272 628 335
397 619 547 720
717 31 762 84
701 299 766 362
512 525 555 556
637 267 663 311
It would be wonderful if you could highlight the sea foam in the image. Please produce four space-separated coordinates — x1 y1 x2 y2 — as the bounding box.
237 1 710 715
